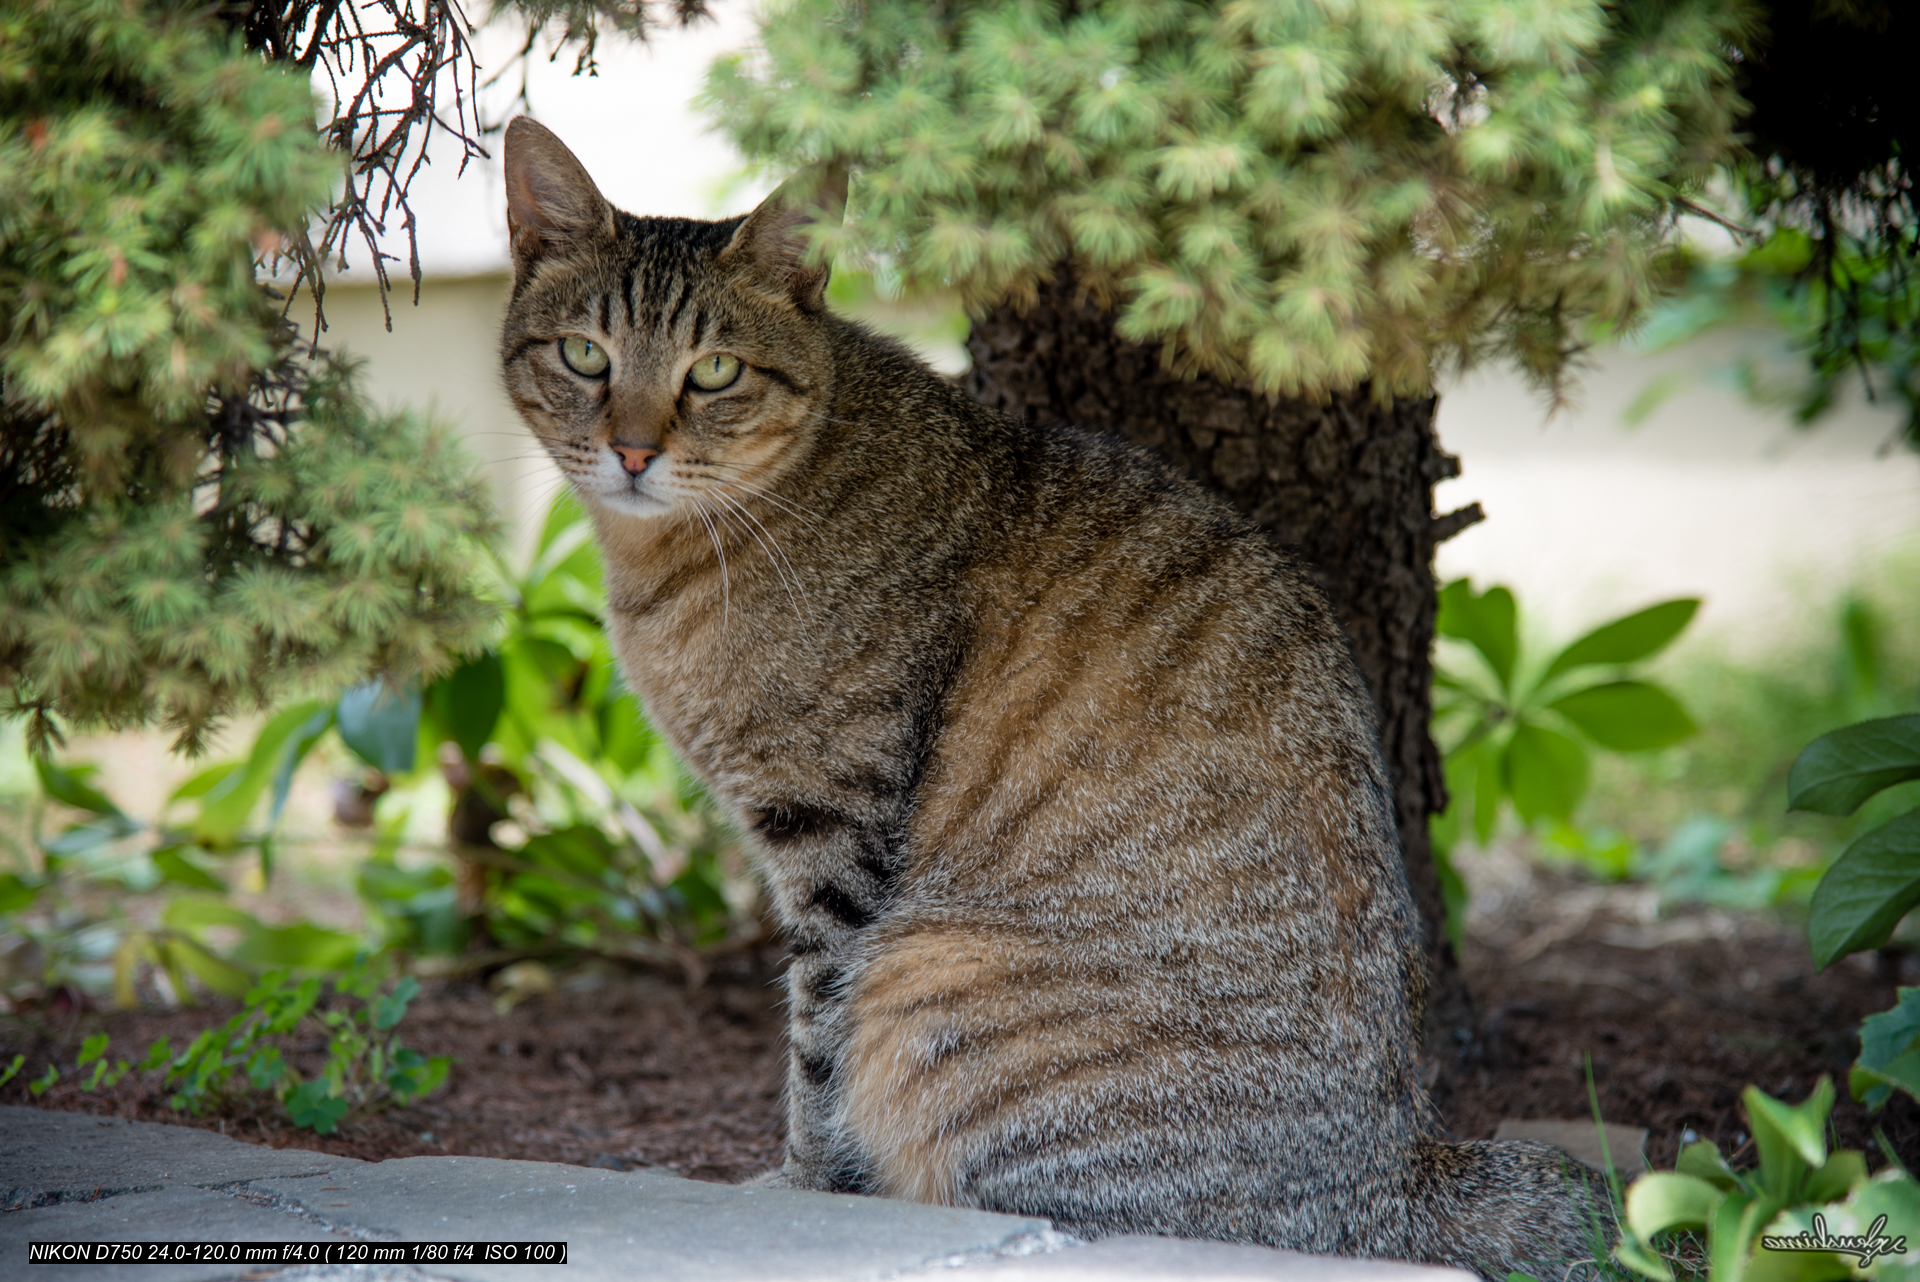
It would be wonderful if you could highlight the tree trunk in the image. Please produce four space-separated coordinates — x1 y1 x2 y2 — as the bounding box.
963 271 1483 1080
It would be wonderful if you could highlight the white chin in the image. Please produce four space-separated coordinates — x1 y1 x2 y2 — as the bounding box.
590 483 675 519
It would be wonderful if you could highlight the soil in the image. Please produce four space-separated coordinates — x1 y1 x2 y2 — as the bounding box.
4 850 1918 1183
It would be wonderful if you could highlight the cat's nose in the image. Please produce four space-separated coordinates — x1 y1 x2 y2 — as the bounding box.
612 444 658 475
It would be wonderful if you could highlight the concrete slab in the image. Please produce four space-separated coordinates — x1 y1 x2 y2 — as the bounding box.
245 1156 1057 1282
0 1184 360 1282
0 1107 358 1211
943 1235 1475 1281
0 1109 1481 1282
1493 1118 1650 1179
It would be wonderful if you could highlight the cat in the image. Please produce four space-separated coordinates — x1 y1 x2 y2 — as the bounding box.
496 115 1605 1276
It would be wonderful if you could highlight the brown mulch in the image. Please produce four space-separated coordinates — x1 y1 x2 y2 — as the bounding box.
4 866 1917 1181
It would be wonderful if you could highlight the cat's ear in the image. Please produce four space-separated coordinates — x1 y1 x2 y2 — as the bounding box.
503 117 616 267
720 167 848 311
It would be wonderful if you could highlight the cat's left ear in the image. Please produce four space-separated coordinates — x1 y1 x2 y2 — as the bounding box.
720 166 848 311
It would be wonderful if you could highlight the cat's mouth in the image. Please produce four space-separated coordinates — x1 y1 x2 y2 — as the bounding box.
580 458 678 519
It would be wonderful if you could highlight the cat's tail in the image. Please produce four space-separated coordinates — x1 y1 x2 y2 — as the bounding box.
1403 1138 1617 1281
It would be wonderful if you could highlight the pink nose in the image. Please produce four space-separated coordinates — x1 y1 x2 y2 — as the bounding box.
613 445 658 475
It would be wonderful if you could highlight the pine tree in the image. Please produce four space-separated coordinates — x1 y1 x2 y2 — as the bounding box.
0 1 500 755
704 0 1754 1064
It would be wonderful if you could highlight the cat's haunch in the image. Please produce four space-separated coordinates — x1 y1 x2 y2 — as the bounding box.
498 115 1605 1278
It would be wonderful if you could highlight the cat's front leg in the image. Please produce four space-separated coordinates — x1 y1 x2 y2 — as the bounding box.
776 941 863 1191
754 811 903 1194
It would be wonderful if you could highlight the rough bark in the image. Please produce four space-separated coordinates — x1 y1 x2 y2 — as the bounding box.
963 271 1483 1076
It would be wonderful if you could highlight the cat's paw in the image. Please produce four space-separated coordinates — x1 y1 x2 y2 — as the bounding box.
742 1167 792 1189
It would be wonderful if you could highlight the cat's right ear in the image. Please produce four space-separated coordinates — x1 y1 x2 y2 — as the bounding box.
503 117 616 268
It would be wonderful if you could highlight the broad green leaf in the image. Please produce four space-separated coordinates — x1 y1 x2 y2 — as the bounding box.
33 757 125 818
1471 737 1502 845
1612 1235 1673 1282
162 937 252 998
1542 599 1700 682
1504 721 1590 824
151 846 227 894
1745 1079 1831 1199
534 490 589 560
1807 812 1920 967
1676 1140 1745 1192
196 700 329 846
267 706 334 832
1624 1171 1724 1238
0 873 37 914
42 816 139 856
77 1033 108 1067
1708 1190 1759 1282
227 922 360 971
1850 1046 1920 1111
162 896 259 935
428 652 505 765
1802 1149 1868 1204
1550 681 1697 751
1853 987 1920 1107
336 679 423 776
1787 714 1920 816
372 976 421 1030
1437 579 1518 691
171 762 242 803
286 1081 351 1134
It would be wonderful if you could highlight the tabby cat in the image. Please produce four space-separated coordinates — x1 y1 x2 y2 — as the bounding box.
497 116 1602 1275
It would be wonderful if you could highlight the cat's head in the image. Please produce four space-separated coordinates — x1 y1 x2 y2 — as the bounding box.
499 117 844 521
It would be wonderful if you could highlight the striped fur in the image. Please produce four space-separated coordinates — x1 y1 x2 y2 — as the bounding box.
497 117 1607 1276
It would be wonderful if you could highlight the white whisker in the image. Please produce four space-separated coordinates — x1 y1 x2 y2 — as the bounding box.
709 486 806 615
691 498 730 634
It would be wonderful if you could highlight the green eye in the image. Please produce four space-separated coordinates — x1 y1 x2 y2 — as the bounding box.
559 336 609 377
687 353 742 392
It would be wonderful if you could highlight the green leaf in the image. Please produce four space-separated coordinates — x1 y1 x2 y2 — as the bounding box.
33 758 125 818
1438 579 1518 692
162 938 253 999
285 1081 351 1134
428 652 505 765
227 922 360 971
0 1054 23 1088
29 1063 59 1096
1807 811 1920 968
77 1033 108 1067
246 1047 287 1091
1624 1171 1724 1238
196 700 329 846
1542 599 1700 682
336 680 423 776
1787 714 1920 816
267 706 334 833
1801 1149 1867 1204
0 873 40 914
1745 1079 1832 1200
43 815 140 856
151 846 227 894
371 976 422 1030
1550 681 1697 751
162 896 260 935
1503 721 1590 824
1676 1140 1745 1192
1853 987 1920 1107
